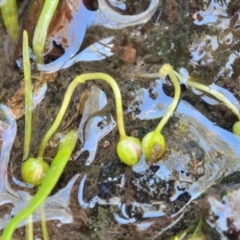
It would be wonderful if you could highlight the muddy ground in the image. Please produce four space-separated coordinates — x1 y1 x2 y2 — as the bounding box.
0 0 240 239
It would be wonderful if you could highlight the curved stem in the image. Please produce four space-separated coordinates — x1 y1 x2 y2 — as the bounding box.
88 73 126 140
2 130 78 240
23 30 33 161
155 64 181 133
33 0 59 64
188 81 240 120
173 70 240 121
38 73 126 159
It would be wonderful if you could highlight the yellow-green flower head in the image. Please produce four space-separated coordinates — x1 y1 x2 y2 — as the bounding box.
117 136 142 166
233 121 240 136
21 158 49 186
142 130 166 163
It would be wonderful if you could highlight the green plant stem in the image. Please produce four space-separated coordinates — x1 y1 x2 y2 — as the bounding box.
23 30 32 161
2 130 78 240
188 80 240 120
40 204 49 240
0 0 19 41
25 214 33 240
38 73 126 159
155 65 181 133
173 70 240 121
191 218 203 239
32 0 59 64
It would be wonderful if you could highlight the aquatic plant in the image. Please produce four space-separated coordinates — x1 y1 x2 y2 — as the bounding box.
36 72 141 166
32 0 60 64
133 64 240 138
2 30 140 238
20 30 50 187
142 64 181 162
22 30 32 160
173 68 240 136
117 136 142 166
21 157 50 186
1 31 76 240
0 0 19 41
124 77 240 236
2 130 78 240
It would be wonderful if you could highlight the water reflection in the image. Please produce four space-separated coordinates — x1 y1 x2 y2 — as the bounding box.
77 78 240 237
38 0 160 72
190 0 240 80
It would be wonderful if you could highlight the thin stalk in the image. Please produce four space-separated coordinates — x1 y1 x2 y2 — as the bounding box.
191 218 203 239
155 65 181 133
173 70 240 121
188 80 240 120
128 72 160 79
23 30 32 161
22 30 36 240
2 130 78 240
38 73 126 159
40 204 49 240
32 0 59 64
25 214 33 240
0 0 19 41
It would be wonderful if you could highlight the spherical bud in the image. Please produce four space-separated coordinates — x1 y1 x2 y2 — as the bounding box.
233 121 240 136
117 136 142 166
21 158 49 186
142 131 166 163
159 64 173 76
